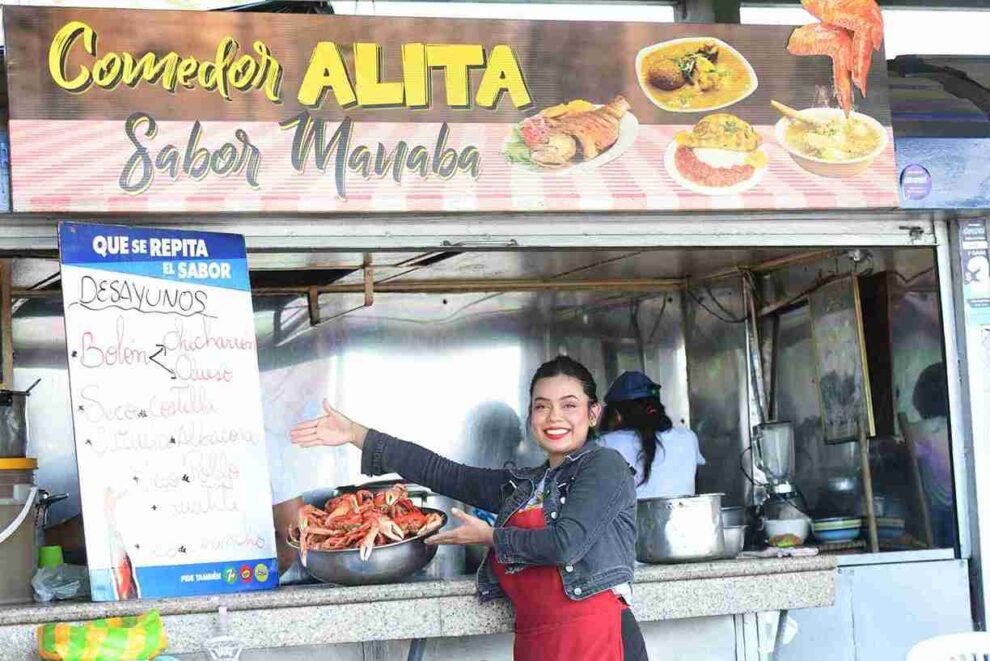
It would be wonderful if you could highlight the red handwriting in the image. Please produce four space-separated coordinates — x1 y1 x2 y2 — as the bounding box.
162 317 255 353
79 316 148 368
79 384 217 423
173 354 234 382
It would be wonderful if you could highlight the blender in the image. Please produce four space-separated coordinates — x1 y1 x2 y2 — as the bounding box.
753 421 808 522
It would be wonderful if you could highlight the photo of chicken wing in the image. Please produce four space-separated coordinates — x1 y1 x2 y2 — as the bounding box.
787 0 883 115
787 23 854 115
802 0 884 96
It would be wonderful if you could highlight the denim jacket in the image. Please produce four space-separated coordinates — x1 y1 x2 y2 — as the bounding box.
361 429 637 603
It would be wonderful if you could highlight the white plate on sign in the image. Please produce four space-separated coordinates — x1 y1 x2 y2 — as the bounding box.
635 37 759 113
504 109 639 175
663 139 768 196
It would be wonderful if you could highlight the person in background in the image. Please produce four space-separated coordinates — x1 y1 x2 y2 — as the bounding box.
910 362 956 548
598 371 705 499
290 356 648 661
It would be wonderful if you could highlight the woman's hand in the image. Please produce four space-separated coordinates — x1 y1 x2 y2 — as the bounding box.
289 400 369 450
425 508 494 547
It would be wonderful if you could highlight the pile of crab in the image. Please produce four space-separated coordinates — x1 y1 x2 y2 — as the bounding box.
289 484 444 563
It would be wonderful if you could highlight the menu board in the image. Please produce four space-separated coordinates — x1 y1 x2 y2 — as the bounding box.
4 6 898 213
57 222 277 601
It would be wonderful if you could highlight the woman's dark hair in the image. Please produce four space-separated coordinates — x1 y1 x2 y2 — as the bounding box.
913 363 948 420
603 396 673 486
529 355 599 404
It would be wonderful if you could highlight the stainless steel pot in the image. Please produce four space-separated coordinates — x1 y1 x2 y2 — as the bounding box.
636 493 725 564
0 380 40 458
290 508 448 586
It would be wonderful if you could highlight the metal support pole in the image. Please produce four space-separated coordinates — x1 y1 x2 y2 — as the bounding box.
406 638 427 661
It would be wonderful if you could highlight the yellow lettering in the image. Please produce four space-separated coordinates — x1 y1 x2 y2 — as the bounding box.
401 43 428 108
230 55 258 90
48 20 96 92
92 53 123 89
46 21 281 101
211 38 238 101
353 43 405 107
476 45 531 109
198 61 218 93
297 42 355 108
252 41 283 103
426 44 484 108
175 57 198 89
120 52 178 90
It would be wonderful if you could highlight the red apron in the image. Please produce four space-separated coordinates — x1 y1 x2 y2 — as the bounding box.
490 507 625 661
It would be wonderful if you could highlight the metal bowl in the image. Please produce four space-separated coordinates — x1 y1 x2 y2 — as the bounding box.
289 507 448 586
721 506 746 527
721 525 747 558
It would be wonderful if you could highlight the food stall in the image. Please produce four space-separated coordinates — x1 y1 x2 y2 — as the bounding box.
0 4 980 660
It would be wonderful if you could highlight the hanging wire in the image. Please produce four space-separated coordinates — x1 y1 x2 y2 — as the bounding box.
686 285 748 324
891 266 936 287
646 295 669 344
739 445 763 489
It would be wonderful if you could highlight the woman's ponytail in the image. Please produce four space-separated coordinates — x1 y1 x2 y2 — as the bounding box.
603 396 673 486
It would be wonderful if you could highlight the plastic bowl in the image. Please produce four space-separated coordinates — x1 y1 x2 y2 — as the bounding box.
812 517 863 544
765 518 810 547
813 527 862 543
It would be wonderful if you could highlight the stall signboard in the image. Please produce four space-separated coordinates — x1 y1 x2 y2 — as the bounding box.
57 222 277 601
5 6 898 213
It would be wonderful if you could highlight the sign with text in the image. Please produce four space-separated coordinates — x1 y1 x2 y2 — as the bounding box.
6 6 897 213
58 222 277 601
958 219 990 327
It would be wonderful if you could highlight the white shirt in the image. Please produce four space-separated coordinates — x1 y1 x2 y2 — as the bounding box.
598 426 705 500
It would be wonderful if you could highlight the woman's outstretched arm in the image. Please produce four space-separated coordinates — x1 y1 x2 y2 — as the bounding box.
291 401 510 513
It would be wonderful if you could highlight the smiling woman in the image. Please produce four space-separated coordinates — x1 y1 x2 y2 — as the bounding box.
289 355 647 661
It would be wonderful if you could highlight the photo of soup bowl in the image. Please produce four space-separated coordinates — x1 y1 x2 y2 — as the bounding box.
774 107 888 179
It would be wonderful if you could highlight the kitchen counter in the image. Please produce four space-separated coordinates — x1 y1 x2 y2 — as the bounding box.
0 556 836 657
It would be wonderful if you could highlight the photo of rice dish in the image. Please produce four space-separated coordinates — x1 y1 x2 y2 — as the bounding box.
665 113 769 195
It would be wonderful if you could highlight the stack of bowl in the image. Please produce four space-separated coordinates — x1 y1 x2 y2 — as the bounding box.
876 517 906 541
811 517 862 543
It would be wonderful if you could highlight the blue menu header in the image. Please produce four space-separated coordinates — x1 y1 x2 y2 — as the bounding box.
58 222 250 292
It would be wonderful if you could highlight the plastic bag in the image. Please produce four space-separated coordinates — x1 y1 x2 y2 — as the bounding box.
31 565 90 602
37 610 168 661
